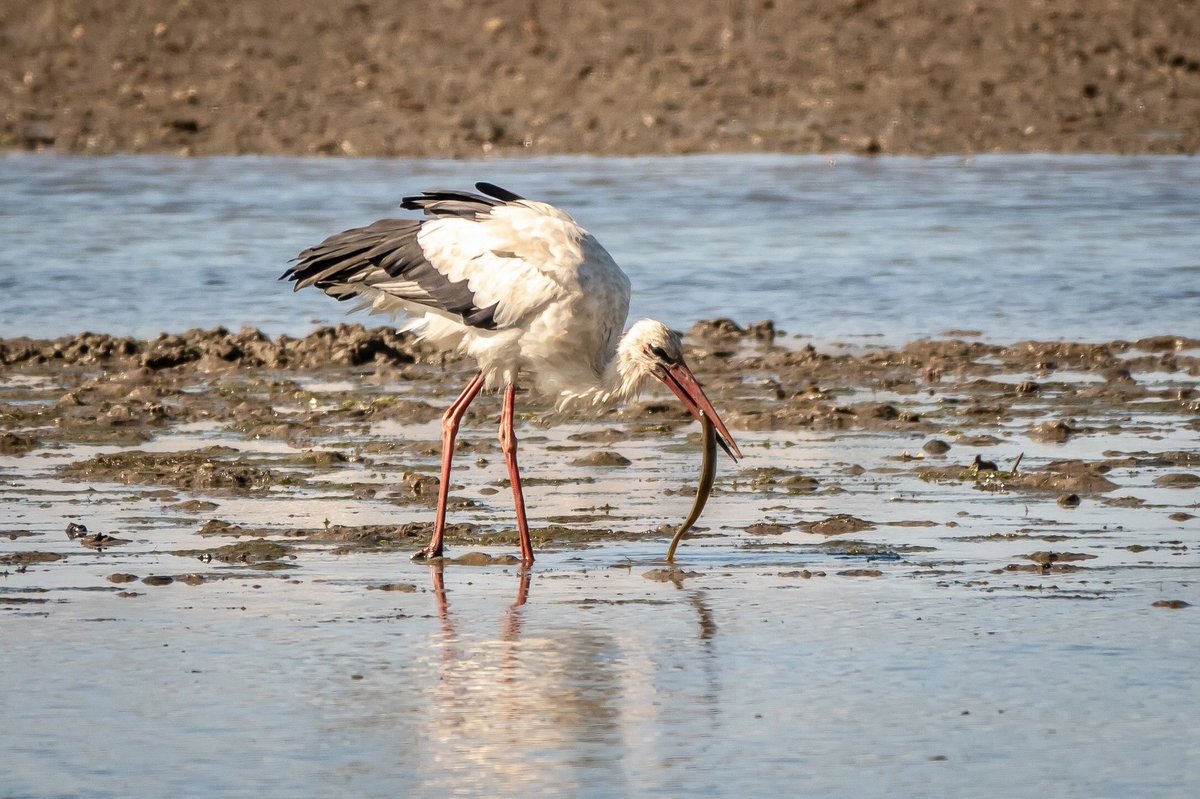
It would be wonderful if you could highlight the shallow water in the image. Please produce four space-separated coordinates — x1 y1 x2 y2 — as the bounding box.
1 154 1198 343
2 154 1199 797
3 358 1199 798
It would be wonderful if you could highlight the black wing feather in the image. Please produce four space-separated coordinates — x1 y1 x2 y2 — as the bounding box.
399 183 525 218
281 218 499 329
475 182 525 202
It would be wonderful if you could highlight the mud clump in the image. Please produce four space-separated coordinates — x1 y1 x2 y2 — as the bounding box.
0 432 39 455
215 541 291 562
297 450 350 469
1012 461 1119 494
688 319 776 343
745 522 789 536
390 472 440 503
79 532 131 548
368 583 418 592
197 519 247 537
0 325 426 371
643 567 703 584
918 459 1118 495
180 540 293 567
453 552 522 566
59 447 274 492
1028 420 1076 443
1023 551 1097 565
1153 473 1200 489
801 515 875 537
173 500 220 513
837 569 884 578
572 451 632 468
0 551 63 565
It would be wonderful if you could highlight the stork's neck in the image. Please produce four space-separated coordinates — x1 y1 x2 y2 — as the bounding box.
555 333 650 412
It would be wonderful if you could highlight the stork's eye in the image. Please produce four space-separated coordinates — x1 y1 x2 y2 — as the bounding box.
649 345 671 361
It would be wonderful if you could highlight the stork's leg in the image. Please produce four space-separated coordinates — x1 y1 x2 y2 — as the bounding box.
414 372 485 561
499 383 534 564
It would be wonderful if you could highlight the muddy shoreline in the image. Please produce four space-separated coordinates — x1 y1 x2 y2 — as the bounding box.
4 1 1199 157
2 320 1196 566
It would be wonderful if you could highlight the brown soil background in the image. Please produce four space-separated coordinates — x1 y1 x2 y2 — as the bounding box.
3 0 1198 158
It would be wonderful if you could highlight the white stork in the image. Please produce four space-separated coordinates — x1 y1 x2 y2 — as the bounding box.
282 182 741 564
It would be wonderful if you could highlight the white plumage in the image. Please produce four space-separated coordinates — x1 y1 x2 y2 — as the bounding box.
283 182 740 564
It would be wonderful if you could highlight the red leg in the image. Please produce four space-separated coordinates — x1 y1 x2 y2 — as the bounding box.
414 372 485 561
499 383 534 564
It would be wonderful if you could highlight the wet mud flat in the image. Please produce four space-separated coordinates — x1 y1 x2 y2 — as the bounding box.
2 318 1197 600
2 321 1198 797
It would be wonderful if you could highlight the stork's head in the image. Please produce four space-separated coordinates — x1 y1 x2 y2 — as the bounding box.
621 319 742 461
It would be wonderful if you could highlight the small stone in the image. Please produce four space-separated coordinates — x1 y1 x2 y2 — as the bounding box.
1058 493 1081 507
923 439 951 455
1152 600 1190 609
141 575 174 586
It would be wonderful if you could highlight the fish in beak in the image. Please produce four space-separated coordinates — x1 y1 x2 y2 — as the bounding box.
653 360 739 562
667 414 719 562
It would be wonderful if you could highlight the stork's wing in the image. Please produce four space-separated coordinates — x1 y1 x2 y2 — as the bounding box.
281 218 501 328
282 183 615 332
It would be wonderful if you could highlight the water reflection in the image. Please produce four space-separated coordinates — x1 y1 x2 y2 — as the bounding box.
308 568 734 793
415 565 627 793
429 564 531 640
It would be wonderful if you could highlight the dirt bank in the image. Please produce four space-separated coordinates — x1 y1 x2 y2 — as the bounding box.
3 0 1198 157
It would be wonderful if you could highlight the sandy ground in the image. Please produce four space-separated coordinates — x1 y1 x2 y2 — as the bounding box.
3 0 1199 157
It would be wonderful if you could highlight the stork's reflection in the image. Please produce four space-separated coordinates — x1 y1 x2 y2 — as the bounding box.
429 563 531 641
410 565 721 792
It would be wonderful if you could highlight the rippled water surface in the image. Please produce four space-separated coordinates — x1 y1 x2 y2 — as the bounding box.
1 154 1197 343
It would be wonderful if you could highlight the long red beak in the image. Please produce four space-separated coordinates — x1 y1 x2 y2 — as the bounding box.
659 363 742 461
